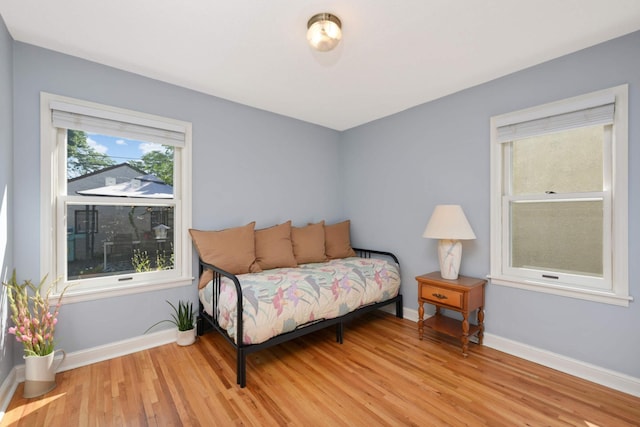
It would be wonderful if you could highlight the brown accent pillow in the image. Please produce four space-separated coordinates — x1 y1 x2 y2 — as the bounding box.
291 221 327 264
189 222 261 288
255 221 298 270
198 269 214 290
325 220 357 259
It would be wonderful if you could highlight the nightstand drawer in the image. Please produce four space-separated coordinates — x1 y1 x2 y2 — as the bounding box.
421 285 463 308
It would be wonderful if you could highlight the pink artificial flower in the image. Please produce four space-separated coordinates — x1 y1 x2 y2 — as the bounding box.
243 333 252 345
331 278 340 300
8 326 16 335
273 287 286 316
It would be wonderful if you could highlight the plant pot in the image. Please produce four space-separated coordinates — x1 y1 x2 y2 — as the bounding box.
176 328 196 346
23 349 66 398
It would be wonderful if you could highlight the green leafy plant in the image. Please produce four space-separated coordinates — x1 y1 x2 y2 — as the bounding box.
132 249 151 272
145 300 195 332
155 249 173 271
133 248 174 272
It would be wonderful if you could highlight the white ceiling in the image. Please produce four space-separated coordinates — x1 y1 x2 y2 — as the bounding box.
2 1 640 131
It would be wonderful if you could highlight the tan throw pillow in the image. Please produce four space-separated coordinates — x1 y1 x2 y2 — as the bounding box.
189 222 261 288
325 220 357 259
255 221 298 270
291 221 327 264
198 270 214 290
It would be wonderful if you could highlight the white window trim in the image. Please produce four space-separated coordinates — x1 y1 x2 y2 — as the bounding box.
489 85 631 307
40 92 193 303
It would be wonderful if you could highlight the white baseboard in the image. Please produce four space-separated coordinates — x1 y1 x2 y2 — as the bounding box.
402 307 419 322
388 305 640 397
11 328 176 383
1 306 638 423
0 368 18 420
483 333 640 398
0 328 176 421
379 304 419 322
59 329 177 374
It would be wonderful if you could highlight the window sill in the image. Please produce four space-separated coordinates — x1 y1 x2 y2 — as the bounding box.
50 276 194 304
489 275 633 307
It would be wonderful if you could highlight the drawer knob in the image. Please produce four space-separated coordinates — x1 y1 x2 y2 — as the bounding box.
432 293 448 300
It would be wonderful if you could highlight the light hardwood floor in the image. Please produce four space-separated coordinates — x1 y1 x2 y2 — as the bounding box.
2 311 639 426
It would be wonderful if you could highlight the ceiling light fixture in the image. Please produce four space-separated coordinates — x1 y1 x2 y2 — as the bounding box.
307 13 342 52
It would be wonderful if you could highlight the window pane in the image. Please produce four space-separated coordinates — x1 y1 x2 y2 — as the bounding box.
67 204 174 280
512 126 603 195
66 129 174 195
65 129 177 281
510 200 603 277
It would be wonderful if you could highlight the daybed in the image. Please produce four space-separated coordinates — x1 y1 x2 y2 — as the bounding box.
190 220 403 387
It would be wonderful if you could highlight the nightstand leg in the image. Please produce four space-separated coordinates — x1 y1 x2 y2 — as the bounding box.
418 301 424 339
477 306 484 345
461 312 469 357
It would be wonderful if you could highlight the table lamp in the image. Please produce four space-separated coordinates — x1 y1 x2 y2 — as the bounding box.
423 205 476 280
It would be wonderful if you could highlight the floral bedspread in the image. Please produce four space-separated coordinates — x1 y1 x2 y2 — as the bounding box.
199 257 401 345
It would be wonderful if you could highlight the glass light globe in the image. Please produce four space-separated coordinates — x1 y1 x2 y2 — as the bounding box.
307 14 342 52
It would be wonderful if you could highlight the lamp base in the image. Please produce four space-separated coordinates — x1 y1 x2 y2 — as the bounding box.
437 239 462 280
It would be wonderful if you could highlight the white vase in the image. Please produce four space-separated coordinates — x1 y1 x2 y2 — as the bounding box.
23 349 66 398
437 239 463 280
176 328 196 346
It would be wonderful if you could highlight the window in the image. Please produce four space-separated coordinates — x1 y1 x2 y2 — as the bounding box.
40 93 192 302
490 85 631 306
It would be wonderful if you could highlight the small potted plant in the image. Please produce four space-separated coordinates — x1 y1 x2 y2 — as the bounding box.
145 300 196 346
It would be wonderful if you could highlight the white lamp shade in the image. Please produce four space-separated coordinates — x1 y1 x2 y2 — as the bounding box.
422 205 476 240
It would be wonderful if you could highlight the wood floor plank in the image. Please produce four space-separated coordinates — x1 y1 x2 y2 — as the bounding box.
2 311 639 426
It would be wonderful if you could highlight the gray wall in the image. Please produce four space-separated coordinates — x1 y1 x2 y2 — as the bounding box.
341 31 640 377
0 16 15 385
4 24 639 386
11 42 341 357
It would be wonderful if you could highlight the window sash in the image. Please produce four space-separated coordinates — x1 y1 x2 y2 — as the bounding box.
41 92 193 303
489 85 629 306
501 193 609 290
58 197 182 290
500 120 613 290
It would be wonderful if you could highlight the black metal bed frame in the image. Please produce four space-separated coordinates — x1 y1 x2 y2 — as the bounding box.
196 248 403 387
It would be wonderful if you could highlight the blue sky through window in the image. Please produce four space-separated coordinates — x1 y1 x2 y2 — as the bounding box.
87 133 164 164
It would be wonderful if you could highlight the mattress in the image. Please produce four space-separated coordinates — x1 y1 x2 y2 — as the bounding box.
199 257 401 345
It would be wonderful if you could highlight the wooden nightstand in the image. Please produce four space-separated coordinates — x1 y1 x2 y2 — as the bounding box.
416 272 486 356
